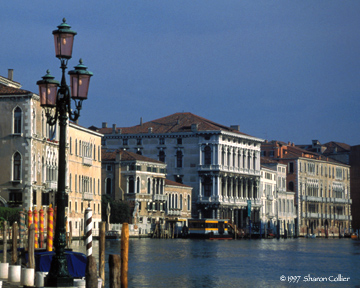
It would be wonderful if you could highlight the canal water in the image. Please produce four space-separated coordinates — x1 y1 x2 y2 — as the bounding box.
71 237 360 288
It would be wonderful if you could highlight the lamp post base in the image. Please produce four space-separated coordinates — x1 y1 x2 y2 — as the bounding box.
45 254 74 287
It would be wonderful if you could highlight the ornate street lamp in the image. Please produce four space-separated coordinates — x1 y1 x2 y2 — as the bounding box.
37 18 93 287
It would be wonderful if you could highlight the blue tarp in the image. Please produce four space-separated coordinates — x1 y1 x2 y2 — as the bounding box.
25 251 86 278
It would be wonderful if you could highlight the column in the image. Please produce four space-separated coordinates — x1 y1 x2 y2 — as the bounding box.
212 176 216 197
238 149 242 170
250 179 254 199
235 178 238 198
240 177 243 198
199 177 203 198
219 177 223 199
244 150 247 170
199 144 203 165
244 178 248 198
224 177 228 198
212 144 216 165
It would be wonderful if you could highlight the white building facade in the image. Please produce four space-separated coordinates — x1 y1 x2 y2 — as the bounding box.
99 112 263 229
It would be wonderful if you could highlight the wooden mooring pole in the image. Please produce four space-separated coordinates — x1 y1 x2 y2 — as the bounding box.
11 222 18 265
3 221 7 263
28 224 35 269
109 254 120 288
99 222 106 288
121 223 129 288
85 255 97 288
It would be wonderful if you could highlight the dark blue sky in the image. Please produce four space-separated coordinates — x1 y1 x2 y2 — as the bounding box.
2 1 360 145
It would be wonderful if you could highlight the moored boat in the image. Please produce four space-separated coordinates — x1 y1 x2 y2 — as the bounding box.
105 230 121 240
188 219 233 240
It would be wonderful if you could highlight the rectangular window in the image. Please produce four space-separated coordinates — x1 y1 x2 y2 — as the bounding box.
159 138 165 145
9 192 22 205
177 138 182 145
123 138 128 146
33 190 37 205
137 138 142 145
42 193 50 206
289 162 294 173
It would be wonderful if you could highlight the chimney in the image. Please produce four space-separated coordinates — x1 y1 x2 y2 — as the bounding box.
112 124 116 133
230 125 240 131
140 117 143 126
102 122 107 128
148 127 153 133
8 69 13 81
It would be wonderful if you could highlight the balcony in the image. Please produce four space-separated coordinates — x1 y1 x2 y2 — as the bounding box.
83 157 93 166
198 164 220 171
167 209 181 216
45 180 57 190
153 194 167 201
83 192 93 201
333 198 352 204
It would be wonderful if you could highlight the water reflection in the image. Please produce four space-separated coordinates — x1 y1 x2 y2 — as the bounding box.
68 238 360 288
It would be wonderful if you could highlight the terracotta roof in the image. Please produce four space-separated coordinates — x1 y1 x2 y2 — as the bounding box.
323 141 351 154
98 112 251 136
260 157 279 164
102 149 164 164
0 83 31 95
165 178 192 188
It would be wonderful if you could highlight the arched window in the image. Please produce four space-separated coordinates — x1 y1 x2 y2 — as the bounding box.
147 178 151 194
159 150 165 162
106 178 112 195
13 152 21 181
204 176 212 197
176 150 183 168
42 157 45 183
14 107 22 134
129 177 134 193
187 196 191 211
204 146 211 165
288 181 294 191
136 177 140 193
180 194 183 210
279 200 282 212
175 194 178 209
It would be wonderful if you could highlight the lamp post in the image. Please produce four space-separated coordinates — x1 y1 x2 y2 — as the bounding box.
37 18 93 287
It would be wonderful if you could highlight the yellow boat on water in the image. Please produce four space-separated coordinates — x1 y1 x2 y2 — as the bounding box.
351 233 358 240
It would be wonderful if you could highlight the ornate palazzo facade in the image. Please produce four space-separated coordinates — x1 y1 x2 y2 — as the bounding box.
98 113 263 227
197 141 262 228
